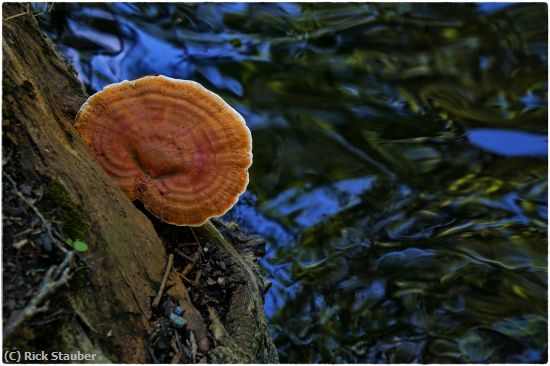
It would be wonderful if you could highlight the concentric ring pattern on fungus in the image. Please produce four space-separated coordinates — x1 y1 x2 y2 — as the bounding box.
75 75 252 226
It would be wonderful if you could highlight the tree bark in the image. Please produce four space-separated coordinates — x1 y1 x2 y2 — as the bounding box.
2 3 277 363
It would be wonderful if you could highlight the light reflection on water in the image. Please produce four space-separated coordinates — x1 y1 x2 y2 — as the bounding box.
39 2 547 363
467 129 547 157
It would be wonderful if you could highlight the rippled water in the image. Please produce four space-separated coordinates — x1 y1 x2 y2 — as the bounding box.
38 3 548 363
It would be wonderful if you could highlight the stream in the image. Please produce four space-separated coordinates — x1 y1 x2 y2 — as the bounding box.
39 3 547 362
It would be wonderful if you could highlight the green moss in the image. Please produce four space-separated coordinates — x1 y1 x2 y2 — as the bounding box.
38 180 90 241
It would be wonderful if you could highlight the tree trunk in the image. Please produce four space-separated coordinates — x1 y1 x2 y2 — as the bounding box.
2 3 277 363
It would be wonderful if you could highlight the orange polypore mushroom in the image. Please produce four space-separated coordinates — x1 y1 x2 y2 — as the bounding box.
75 75 252 226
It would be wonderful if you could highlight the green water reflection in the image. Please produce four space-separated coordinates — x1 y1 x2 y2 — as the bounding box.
39 2 547 362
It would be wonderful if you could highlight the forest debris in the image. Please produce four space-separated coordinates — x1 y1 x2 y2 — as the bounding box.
174 331 185 361
12 227 34 238
3 170 77 339
194 270 202 287
148 347 158 364
169 353 180 364
4 216 23 222
207 277 217 286
180 251 200 278
12 238 29 250
190 227 201 247
169 337 181 363
190 331 198 361
152 254 174 308
174 248 193 261
4 173 53 244
3 250 75 339
134 203 278 362
165 273 210 352
178 274 193 285
3 172 69 254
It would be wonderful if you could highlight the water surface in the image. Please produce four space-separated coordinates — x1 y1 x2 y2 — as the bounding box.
39 2 548 363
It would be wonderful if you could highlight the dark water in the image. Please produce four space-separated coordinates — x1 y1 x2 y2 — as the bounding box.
38 3 548 363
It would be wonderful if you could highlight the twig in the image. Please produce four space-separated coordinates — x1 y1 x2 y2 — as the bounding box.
54 251 75 278
4 216 23 222
152 254 174 308
27 309 65 326
2 172 75 339
174 331 184 358
3 172 68 254
12 239 29 250
178 273 193 284
52 230 70 253
189 331 198 362
4 172 53 240
148 346 158 364
180 252 200 278
3 3 54 21
3 4 30 21
190 227 201 248
12 228 34 238
194 270 202 287
174 248 193 261
3 250 74 339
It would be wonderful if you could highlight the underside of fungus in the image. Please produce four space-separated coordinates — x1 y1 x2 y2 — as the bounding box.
75 75 252 226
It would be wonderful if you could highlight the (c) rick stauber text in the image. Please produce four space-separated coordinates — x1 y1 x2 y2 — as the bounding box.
4 350 97 362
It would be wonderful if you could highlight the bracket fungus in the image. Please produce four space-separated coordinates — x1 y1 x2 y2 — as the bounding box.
75 75 252 226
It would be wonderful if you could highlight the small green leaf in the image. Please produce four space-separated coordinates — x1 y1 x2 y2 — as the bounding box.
66 239 88 252
72 240 89 252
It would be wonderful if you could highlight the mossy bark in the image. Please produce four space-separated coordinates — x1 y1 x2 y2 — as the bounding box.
2 3 277 363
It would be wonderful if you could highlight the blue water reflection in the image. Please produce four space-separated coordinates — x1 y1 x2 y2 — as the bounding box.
266 177 376 227
477 3 517 14
38 2 548 363
468 129 547 157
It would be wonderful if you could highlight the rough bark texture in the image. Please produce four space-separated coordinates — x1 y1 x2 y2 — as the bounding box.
197 221 278 363
2 3 277 363
3 4 171 362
